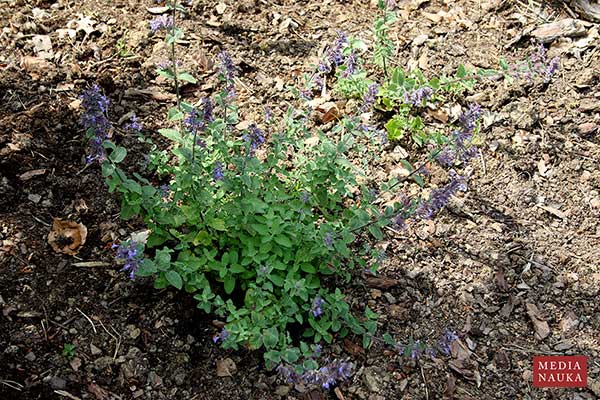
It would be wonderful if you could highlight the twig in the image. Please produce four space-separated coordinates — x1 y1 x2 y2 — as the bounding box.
502 345 564 355
54 390 82 400
76 307 97 334
1 380 23 391
420 365 429 400
478 149 486 176
72 261 111 268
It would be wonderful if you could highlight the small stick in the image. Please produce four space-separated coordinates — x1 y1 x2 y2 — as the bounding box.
76 307 97 334
478 149 486 176
1 380 23 391
420 365 429 400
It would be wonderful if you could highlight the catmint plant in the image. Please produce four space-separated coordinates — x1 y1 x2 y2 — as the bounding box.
78 0 538 388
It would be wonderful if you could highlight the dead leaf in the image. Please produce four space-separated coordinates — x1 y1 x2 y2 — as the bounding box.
526 303 550 340
32 35 53 59
559 311 579 335
216 358 237 377
47 218 87 255
333 387 345 400
19 169 46 181
70 357 82 371
495 267 509 291
365 276 399 289
500 295 515 318
20 56 52 80
343 338 364 355
443 373 456 399
530 18 588 43
427 108 449 123
316 101 340 123
147 6 170 14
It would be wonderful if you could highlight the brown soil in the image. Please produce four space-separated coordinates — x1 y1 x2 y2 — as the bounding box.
1 0 599 399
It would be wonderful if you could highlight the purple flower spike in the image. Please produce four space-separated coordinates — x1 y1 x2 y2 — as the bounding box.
113 240 143 279
212 162 224 182
150 15 174 33
310 296 325 318
80 84 111 163
403 87 433 106
213 328 229 343
359 83 379 113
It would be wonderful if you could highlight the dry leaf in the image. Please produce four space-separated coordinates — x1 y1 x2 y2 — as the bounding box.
32 35 53 59
215 2 227 14
21 56 52 80
147 6 170 14
19 169 46 181
316 101 340 123
216 358 237 377
526 303 550 340
495 267 509 291
365 276 399 289
47 218 87 255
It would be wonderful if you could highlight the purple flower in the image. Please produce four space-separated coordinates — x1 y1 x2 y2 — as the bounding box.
264 105 273 123
416 171 467 219
277 359 354 389
213 328 229 343
359 83 379 113
125 113 142 132
310 296 325 318
301 190 310 204
403 86 433 106
80 84 111 163
544 57 560 83
438 330 459 355
212 162 224 181
436 104 481 166
150 15 174 33
113 241 143 279
217 50 237 83
341 51 357 77
325 31 348 67
323 232 334 248
185 98 213 135
242 124 265 156
159 184 170 198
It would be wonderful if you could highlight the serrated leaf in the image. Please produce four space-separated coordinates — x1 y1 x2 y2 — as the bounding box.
178 72 197 84
166 270 182 289
168 107 185 121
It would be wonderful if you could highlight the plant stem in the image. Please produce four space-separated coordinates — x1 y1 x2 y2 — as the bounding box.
170 4 181 113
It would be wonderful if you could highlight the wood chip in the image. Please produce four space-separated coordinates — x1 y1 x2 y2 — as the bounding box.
526 303 550 340
530 18 588 43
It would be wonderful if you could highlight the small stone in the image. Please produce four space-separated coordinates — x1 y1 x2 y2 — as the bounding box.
578 122 598 136
147 371 163 387
370 289 382 299
50 376 67 390
70 357 82 371
25 352 36 361
590 198 600 209
94 356 114 369
363 366 384 393
383 292 396 304
90 343 102 355
274 385 291 396
28 194 42 203
129 326 141 339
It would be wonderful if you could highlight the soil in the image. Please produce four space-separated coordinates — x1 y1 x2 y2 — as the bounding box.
1 0 599 399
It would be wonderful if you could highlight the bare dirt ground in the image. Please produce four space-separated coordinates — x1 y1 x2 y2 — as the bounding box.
1 0 599 399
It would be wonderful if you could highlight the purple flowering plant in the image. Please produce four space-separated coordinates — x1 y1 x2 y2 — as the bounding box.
78 0 560 386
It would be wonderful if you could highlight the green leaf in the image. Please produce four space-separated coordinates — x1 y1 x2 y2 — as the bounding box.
156 68 175 80
224 275 235 294
158 128 185 145
368 225 383 240
263 327 279 349
166 271 183 289
168 107 185 121
101 162 115 177
137 259 157 277
273 235 292 248
282 348 299 363
110 146 127 163
178 72 197 84
208 218 227 231
123 179 142 194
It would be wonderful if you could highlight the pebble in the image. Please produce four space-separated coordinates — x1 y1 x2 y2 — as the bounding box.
90 343 102 355
49 376 67 390
25 351 36 361
274 385 291 396
383 292 396 304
